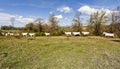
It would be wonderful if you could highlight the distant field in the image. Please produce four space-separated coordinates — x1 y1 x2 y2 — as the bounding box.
0 36 120 69
1 30 22 33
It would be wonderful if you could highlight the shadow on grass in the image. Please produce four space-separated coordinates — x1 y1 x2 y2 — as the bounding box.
112 40 120 42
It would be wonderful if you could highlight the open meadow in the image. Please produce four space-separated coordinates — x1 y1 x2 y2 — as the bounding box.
0 36 120 69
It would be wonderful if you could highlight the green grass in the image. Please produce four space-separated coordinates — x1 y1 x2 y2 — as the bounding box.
0 36 120 69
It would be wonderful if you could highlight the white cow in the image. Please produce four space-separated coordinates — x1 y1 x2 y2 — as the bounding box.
103 32 114 37
6 32 14 36
82 32 90 36
29 33 35 37
1 33 5 35
9 33 14 36
22 33 28 37
1 33 5 36
65 32 72 36
5 33 8 36
4 32 14 37
72 32 80 36
45 33 50 36
14 33 20 36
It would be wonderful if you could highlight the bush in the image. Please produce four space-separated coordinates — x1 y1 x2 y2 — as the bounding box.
51 30 64 36
35 32 45 36
116 32 120 38
0 30 2 36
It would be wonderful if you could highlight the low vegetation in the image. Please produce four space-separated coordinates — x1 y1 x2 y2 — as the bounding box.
0 36 120 69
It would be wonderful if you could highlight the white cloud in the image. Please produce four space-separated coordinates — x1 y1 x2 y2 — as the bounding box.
49 11 53 14
57 6 72 13
0 12 35 26
78 6 97 15
0 13 15 21
16 16 35 23
54 14 63 19
0 12 35 23
78 5 114 15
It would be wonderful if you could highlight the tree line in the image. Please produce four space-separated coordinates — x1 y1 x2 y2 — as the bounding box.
1 6 120 37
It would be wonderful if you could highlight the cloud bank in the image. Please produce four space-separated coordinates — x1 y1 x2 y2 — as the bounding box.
77 5 114 15
0 12 35 26
54 14 63 19
57 6 72 13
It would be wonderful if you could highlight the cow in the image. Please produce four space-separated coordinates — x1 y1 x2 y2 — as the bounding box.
82 32 90 36
65 32 72 36
72 32 80 36
103 32 114 37
45 33 50 36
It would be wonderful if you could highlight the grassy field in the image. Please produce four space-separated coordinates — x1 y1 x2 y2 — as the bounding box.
0 36 120 69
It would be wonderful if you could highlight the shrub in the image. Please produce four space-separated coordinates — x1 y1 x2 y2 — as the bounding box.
35 32 45 36
51 30 64 36
0 30 2 36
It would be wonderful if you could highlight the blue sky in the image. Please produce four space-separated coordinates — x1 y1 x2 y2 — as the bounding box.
0 0 120 27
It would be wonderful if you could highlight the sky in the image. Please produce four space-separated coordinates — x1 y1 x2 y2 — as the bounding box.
0 0 120 27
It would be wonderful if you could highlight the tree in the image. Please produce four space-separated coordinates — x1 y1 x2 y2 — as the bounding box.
88 11 107 36
34 18 43 32
108 6 120 37
25 22 34 32
115 6 120 37
1 25 15 30
87 14 94 33
43 24 50 32
49 13 59 32
108 12 117 33
10 17 15 29
72 12 82 32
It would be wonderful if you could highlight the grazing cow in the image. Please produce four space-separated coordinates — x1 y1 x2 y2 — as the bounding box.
29 33 35 37
72 32 80 36
9 33 14 36
14 33 20 36
28 33 36 40
2 33 5 35
45 33 50 36
82 32 90 36
5 32 14 36
22 33 28 37
103 32 114 37
14 33 21 39
5 33 8 36
65 32 72 36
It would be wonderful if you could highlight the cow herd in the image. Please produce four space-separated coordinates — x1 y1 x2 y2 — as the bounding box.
1 32 35 37
64 32 90 36
0 31 115 38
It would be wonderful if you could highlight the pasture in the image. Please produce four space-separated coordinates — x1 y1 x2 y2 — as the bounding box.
0 36 120 69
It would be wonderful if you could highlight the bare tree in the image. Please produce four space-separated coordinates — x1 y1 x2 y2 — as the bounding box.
108 12 117 33
42 24 50 33
10 17 15 29
88 11 107 36
72 12 82 32
49 13 59 32
115 6 120 37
